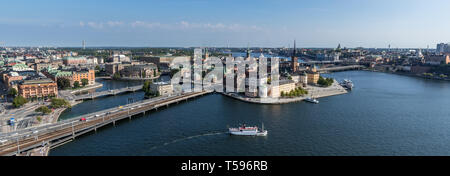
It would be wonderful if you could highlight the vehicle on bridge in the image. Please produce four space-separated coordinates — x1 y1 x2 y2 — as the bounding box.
80 117 86 122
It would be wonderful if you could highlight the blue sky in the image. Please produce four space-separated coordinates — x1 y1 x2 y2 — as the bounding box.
1 0 449 48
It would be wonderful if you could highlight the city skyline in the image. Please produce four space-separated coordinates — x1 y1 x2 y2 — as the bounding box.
1 0 450 48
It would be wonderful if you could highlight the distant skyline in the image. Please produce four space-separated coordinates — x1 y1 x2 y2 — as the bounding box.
1 0 450 48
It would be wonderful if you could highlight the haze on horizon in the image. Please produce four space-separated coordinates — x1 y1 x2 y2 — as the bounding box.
1 0 449 48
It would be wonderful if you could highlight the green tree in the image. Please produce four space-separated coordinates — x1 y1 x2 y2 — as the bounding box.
12 96 28 108
318 76 333 87
35 106 52 115
170 69 180 78
143 80 152 93
142 71 146 78
73 81 80 88
113 72 121 80
51 98 71 109
95 65 100 71
81 78 89 87
8 88 17 97
57 78 71 90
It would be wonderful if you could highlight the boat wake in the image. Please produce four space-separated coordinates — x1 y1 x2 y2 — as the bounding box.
143 131 227 153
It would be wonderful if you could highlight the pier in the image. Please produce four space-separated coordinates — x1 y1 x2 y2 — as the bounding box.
0 91 212 156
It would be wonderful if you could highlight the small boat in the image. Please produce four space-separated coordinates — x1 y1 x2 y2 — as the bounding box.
305 97 319 104
229 123 268 136
340 79 354 90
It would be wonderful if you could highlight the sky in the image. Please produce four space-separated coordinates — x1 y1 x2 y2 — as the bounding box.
1 0 450 48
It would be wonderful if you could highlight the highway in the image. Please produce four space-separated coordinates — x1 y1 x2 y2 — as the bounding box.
0 91 212 156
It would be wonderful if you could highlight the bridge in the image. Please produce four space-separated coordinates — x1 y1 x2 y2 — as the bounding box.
297 65 365 73
317 65 365 73
73 85 143 101
0 91 212 156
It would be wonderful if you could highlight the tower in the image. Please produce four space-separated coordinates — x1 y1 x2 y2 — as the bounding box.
82 40 86 50
246 43 251 58
291 40 298 73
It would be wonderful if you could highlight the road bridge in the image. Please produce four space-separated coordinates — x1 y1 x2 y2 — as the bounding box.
73 85 143 101
0 91 212 156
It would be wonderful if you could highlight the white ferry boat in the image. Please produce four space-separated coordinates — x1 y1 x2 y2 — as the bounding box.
229 123 268 136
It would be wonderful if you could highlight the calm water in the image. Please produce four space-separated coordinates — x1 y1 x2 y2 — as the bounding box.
51 71 450 156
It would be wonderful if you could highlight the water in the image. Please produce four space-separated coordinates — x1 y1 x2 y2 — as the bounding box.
50 71 450 156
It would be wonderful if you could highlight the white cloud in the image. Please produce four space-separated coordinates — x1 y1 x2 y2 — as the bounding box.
78 20 265 32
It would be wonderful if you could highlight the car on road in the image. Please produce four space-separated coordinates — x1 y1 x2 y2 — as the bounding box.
80 117 86 122
95 114 100 117
0 139 7 144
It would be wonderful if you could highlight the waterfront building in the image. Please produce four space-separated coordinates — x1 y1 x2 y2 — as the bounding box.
43 67 95 86
120 64 159 79
150 82 173 96
269 79 296 98
307 67 320 85
18 79 58 99
105 63 126 75
72 69 95 85
425 54 450 65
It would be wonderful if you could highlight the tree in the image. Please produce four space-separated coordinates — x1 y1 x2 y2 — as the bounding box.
113 72 121 80
8 88 17 97
12 96 28 108
51 98 71 109
142 71 146 78
57 78 71 90
36 116 42 122
318 76 333 87
81 79 89 87
95 65 100 71
143 80 152 93
170 69 180 78
73 81 80 88
35 106 52 115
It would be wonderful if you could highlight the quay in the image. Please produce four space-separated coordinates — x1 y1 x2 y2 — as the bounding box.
0 91 212 156
222 81 348 105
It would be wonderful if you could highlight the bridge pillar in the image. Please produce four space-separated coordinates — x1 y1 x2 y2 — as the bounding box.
113 121 116 127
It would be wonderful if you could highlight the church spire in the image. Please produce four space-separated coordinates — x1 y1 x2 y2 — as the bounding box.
293 40 297 57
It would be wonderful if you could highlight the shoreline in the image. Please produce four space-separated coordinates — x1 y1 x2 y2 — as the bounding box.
362 69 450 81
70 82 104 94
221 81 348 105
